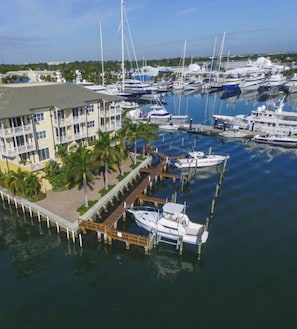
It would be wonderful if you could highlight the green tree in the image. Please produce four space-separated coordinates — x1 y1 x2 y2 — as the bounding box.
115 126 130 176
5 168 27 195
93 131 122 190
137 121 158 155
66 144 95 208
23 173 42 201
55 144 69 164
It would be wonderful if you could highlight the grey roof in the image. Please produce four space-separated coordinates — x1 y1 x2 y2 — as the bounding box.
0 83 124 119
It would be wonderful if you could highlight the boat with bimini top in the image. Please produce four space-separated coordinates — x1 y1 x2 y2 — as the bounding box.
174 149 229 169
128 202 209 246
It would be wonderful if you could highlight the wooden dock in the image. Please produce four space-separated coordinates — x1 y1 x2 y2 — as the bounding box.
79 151 186 254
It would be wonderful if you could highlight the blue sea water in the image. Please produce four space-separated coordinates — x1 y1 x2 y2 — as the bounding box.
1 91 297 329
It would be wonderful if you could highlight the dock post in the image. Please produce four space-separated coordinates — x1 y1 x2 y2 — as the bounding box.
144 246 149 255
21 202 25 213
125 242 130 250
79 234 83 247
97 231 101 241
211 199 215 215
215 184 220 198
123 202 127 221
56 222 60 233
29 206 32 217
14 198 17 208
179 239 183 255
46 216 50 228
37 211 41 222
72 230 75 243
66 227 70 240
198 243 202 261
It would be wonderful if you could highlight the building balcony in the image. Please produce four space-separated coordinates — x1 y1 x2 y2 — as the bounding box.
1 143 36 157
0 124 34 138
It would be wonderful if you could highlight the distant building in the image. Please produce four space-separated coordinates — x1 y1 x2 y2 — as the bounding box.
0 82 123 180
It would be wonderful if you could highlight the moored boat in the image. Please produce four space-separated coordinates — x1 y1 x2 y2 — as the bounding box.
253 133 297 147
174 150 229 169
219 126 248 138
128 202 209 246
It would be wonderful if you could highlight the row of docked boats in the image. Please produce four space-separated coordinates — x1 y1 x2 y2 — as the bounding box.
213 95 297 147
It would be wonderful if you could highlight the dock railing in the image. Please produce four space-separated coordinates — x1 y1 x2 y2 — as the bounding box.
79 156 152 221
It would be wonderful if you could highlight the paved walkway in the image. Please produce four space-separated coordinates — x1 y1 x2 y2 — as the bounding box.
35 160 133 223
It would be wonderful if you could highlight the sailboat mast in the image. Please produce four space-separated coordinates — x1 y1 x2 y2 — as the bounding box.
99 21 105 86
121 0 125 92
217 32 225 75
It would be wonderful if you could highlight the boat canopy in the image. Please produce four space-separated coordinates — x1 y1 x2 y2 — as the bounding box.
163 202 186 214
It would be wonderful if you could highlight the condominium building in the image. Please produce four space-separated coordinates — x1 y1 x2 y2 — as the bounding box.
0 82 123 174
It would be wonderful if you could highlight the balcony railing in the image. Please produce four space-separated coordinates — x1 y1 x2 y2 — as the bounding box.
0 124 34 138
1 143 36 157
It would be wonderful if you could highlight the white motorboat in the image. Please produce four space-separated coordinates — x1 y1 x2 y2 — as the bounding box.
219 126 248 138
158 123 180 131
128 202 209 246
174 150 229 169
144 101 188 123
253 133 297 147
239 74 265 92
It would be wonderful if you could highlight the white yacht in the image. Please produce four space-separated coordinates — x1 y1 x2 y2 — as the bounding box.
285 74 297 94
144 102 189 123
253 133 297 147
239 74 265 92
174 150 229 169
213 96 297 135
128 202 209 246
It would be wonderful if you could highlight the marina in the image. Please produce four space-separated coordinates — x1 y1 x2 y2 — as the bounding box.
1 90 297 329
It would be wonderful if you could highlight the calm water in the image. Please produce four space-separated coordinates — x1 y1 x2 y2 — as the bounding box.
1 91 297 329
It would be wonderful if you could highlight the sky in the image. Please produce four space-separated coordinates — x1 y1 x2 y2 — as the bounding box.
1 0 297 64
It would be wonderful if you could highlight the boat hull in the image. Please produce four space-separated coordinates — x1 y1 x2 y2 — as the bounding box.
128 206 208 245
174 155 229 168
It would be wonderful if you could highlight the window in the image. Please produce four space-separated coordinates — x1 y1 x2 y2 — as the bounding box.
38 148 50 161
87 121 95 128
87 105 94 113
74 124 80 134
33 112 44 122
36 131 46 140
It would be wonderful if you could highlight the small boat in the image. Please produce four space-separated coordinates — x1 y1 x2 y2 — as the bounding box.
174 150 229 169
158 123 180 131
219 126 248 138
128 202 209 246
144 101 188 123
253 133 297 147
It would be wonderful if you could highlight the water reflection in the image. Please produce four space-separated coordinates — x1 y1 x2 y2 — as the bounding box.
245 140 297 162
150 248 199 280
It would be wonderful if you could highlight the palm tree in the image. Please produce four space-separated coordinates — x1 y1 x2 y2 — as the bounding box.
93 130 122 190
66 144 95 208
115 126 129 176
5 168 27 196
55 144 69 164
23 173 41 200
137 121 158 155
123 119 142 165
